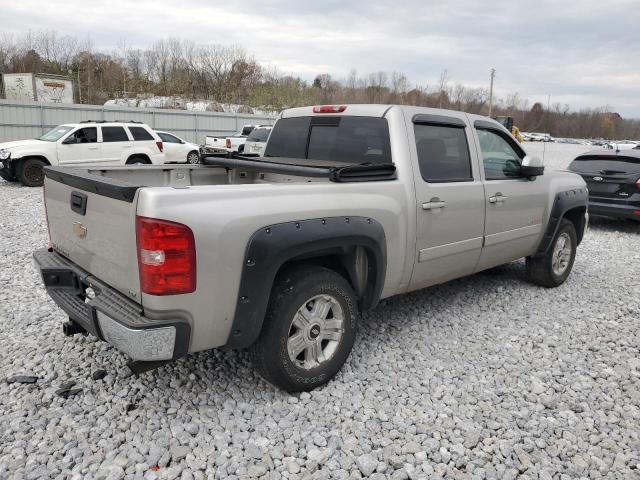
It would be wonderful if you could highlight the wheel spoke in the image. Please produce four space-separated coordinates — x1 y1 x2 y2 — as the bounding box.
287 332 307 358
306 341 324 367
321 329 342 341
292 310 311 329
313 297 333 320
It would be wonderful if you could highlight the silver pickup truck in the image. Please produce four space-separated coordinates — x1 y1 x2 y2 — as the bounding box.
34 104 588 391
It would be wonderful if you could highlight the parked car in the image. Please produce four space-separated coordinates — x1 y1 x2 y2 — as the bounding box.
156 131 200 164
604 140 639 151
0 121 164 187
202 125 256 155
242 125 273 156
33 104 588 391
568 149 640 220
527 132 554 142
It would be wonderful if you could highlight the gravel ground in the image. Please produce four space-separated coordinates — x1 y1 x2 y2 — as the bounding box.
1 144 639 480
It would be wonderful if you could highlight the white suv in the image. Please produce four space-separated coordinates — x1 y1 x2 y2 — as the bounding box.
0 121 165 186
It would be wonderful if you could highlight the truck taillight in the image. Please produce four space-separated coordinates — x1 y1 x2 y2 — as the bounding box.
636 177 640 189
226 138 232 149
136 216 196 295
313 105 347 113
156 141 163 153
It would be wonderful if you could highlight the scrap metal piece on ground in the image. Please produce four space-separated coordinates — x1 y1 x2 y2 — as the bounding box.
6 375 38 384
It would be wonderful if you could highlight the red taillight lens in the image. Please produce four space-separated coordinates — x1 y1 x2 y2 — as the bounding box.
226 138 232 149
136 216 196 295
313 105 347 113
636 178 640 189
156 141 163 152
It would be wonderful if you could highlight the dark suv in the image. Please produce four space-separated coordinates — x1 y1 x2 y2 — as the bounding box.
568 150 640 221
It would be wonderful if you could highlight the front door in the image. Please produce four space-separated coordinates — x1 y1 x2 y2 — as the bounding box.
57 127 101 166
409 113 486 290
473 126 549 271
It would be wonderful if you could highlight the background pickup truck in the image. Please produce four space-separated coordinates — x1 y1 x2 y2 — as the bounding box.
201 124 256 155
34 104 588 391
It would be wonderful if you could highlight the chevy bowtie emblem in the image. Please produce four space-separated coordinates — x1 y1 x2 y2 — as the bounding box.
73 222 87 238
592 176 603 181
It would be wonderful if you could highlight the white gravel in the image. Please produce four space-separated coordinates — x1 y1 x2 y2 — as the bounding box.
1 144 639 479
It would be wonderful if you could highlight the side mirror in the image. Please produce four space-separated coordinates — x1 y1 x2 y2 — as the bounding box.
520 155 544 178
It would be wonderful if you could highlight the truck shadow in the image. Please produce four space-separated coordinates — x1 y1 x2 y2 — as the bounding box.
588 217 639 234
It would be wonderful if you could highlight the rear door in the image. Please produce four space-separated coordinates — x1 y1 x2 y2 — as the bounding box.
408 113 486 290
100 126 133 164
473 123 548 271
569 154 640 205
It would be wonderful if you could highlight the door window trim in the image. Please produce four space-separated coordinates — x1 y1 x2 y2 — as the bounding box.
412 115 474 184
474 122 526 181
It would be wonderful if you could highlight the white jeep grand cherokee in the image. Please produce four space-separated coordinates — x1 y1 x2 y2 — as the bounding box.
0 121 165 186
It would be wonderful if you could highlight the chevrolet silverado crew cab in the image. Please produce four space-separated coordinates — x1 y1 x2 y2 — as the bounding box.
33 105 588 391
0 121 164 187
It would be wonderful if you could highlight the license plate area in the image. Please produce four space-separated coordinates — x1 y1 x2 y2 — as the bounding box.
41 268 81 290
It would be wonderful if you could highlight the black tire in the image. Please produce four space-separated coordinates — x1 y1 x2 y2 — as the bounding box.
186 151 200 164
527 218 577 287
126 156 150 165
250 265 359 392
18 158 46 187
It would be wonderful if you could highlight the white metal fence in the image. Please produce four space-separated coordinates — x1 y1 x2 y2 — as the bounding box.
0 99 277 144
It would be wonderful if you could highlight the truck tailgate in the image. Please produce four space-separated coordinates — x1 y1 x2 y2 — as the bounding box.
44 168 141 301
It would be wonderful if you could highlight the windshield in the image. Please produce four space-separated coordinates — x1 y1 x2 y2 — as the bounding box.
264 116 392 165
247 127 271 143
38 125 74 142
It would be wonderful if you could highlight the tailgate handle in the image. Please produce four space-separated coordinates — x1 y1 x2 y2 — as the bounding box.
70 191 88 216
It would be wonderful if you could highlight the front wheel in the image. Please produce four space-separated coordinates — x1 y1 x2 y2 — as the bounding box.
186 151 200 164
527 218 577 287
18 158 46 187
250 265 359 392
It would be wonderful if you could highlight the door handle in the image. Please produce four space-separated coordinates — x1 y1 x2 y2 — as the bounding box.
88 146 98 150
489 193 508 204
422 199 446 210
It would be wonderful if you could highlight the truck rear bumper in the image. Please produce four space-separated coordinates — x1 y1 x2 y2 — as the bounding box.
33 248 191 361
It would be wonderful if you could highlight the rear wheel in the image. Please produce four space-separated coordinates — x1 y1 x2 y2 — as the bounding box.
126 156 150 165
527 218 577 287
250 265 358 392
18 158 46 187
186 151 200 164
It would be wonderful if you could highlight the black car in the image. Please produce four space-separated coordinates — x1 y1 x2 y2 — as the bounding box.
568 150 640 221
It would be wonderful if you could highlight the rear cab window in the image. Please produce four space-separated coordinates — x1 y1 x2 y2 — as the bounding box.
264 116 392 165
246 127 271 143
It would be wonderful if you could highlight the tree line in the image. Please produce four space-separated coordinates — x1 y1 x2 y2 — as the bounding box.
1 31 639 139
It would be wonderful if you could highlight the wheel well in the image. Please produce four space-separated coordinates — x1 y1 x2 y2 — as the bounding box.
18 155 50 166
126 154 150 164
276 244 380 311
563 206 587 245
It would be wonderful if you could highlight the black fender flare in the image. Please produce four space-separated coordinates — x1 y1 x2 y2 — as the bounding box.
535 187 588 256
225 216 387 349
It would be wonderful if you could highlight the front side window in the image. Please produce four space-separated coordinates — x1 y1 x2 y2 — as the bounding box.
477 129 523 180
129 126 154 141
158 132 181 143
101 126 129 142
65 127 97 144
414 123 472 182
264 116 392 165
38 125 74 142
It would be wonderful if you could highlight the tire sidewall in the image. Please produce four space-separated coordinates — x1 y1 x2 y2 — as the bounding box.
261 268 358 391
18 159 45 187
548 221 577 284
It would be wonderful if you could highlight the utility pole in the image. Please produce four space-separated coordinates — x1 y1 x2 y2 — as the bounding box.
488 68 496 117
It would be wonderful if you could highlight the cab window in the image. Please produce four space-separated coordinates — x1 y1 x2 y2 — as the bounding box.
65 127 97 144
414 124 472 182
476 129 523 180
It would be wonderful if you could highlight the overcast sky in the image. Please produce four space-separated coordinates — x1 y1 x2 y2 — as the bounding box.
4 0 640 117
